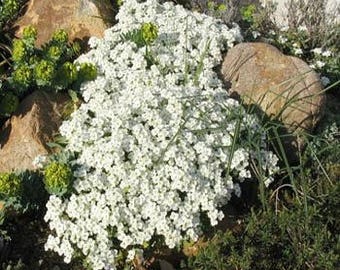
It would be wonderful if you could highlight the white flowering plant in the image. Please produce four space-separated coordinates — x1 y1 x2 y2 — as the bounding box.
43 0 279 269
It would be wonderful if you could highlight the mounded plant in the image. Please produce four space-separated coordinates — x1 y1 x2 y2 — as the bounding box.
43 0 279 269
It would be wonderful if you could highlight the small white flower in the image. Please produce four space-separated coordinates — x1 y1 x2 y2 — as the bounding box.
297 25 308 32
252 31 261 39
264 177 273 187
292 42 300 48
32 155 48 169
321 76 330 86
322 50 332 57
293 48 303 55
315 60 325 68
311 47 322 55
280 26 289 32
278 35 288 44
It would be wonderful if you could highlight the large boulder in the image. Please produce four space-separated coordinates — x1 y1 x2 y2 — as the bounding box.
15 0 115 46
0 91 69 173
221 42 326 159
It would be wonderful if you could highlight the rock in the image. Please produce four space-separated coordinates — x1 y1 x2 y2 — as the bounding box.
0 91 70 173
15 0 115 46
221 42 326 160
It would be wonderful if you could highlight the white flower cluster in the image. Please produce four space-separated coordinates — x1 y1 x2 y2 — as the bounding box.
32 155 48 169
44 0 278 269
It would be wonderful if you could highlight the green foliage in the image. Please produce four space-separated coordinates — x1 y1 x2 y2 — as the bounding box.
43 162 73 196
120 22 158 47
51 29 69 44
185 186 339 270
0 0 21 28
46 45 63 60
8 26 97 96
11 39 27 63
33 59 55 86
0 172 22 198
11 63 32 88
120 28 145 47
22 25 37 40
78 62 97 82
56 61 78 88
141 22 158 44
0 25 98 119
0 91 19 116
120 22 159 69
240 4 256 24
0 171 47 226
182 108 340 270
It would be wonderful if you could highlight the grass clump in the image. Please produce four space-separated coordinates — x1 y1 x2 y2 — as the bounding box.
180 101 340 270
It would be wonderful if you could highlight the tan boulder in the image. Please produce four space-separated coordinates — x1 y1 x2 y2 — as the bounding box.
221 42 326 158
0 91 70 173
15 0 115 46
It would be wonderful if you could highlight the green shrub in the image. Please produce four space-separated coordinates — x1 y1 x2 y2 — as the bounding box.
185 188 339 270
0 0 25 76
43 162 73 196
